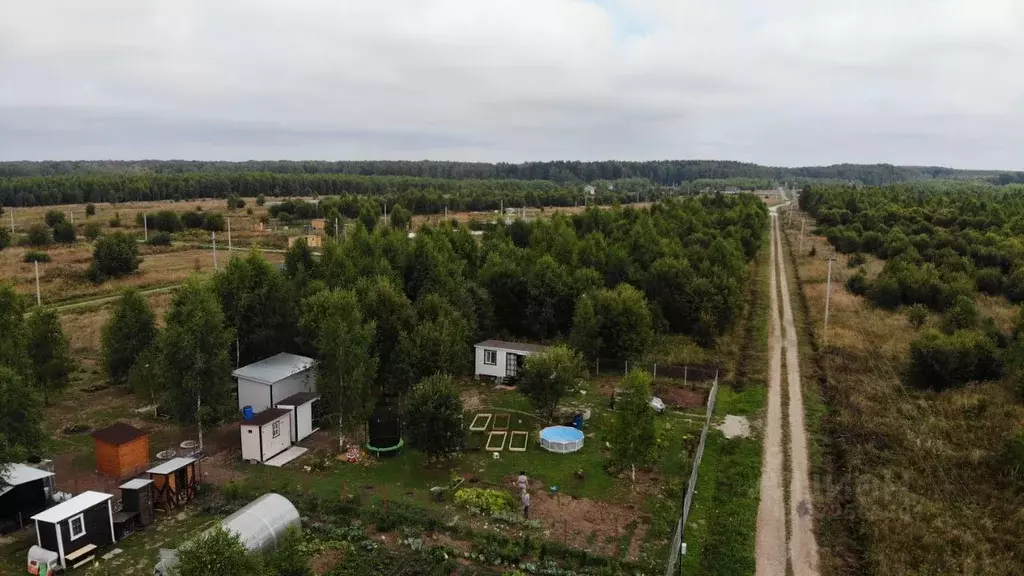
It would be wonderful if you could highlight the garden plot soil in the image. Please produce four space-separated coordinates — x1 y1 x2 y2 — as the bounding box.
531 489 648 559
658 386 708 409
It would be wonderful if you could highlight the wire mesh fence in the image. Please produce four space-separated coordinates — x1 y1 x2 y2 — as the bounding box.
593 359 720 386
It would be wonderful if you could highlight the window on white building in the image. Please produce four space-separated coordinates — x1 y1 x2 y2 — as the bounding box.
69 514 86 540
484 349 497 365
272 421 281 438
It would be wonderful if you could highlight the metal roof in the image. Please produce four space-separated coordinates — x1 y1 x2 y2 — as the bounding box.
276 392 320 407
0 463 54 496
91 422 148 446
474 339 548 354
119 478 154 490
147 457 197 475
32 491 112 523
231 353 315 385
242 408 291 427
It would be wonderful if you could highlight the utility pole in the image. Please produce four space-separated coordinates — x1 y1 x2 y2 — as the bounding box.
445 206 448 220
69 210 74 225
335 217 339 242
212 231 218 270
34 261 41 306
823 250 837 345
383 203 388 227
227 217 232 251
9 209 13 233
143 213 148 242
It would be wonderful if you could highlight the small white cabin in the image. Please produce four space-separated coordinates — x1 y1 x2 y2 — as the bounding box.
240 408 292 463
275 392 320 444
233 353 316 414
474 340 548 382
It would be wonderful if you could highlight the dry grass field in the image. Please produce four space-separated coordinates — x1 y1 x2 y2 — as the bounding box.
780 210 1024 576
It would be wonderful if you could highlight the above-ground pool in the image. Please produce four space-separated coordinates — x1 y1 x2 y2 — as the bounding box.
539 426 585 453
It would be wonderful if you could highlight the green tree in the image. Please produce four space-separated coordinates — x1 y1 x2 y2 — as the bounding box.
44 210 66 227
159 278 235 423
357 276 414 394
102 289 157 383
592 284 653 361
392 294 471 396
0 366 45 461
174 526 264 576
0 226 10 250
570 294 601 362
26 223 52 247
404 373 465 462
518 345 586 422
301 289 378 438
84 222 102 241
214 250 298 367
358 204 379 231
26 309 74 404
907 329 1001 391
52 221 76 243
940 295 978 334
91 231 141 280
227 195 241 211
0 284 28 374
613 369 656 483
256 194 266 206
907 303 929 329
204 212 226 232
389 204 412 230
85 203 96 217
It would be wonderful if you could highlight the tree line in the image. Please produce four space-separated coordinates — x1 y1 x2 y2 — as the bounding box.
4 159 1023 186
801 182 1024 394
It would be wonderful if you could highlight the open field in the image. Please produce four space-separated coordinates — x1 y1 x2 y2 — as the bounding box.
780 207 1024 576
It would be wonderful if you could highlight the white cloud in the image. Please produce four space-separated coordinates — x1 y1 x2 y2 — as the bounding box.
1 0 1023 168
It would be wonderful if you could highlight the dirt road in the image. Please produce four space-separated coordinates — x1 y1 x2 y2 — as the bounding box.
756 206 820 576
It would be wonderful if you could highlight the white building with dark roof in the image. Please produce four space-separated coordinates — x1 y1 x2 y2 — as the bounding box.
474 340 549 382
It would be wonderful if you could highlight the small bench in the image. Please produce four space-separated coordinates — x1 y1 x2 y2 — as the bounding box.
65 543 97 568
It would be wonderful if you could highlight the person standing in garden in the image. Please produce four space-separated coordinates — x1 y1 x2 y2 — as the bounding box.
521 489 531 519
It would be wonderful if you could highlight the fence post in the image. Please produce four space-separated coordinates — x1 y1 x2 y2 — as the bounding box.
625 360 629 374
684 366 688 388
596 358 600 375
653 363 658 379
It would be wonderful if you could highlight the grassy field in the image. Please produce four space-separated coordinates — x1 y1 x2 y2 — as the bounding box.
781 209 1024 576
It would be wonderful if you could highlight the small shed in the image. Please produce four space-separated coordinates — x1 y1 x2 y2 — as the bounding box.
233 352 316 414
474 340 548 381
241 408 293 463
1 463 55 534
32 491 115 571
119 478 155 527
91 423 150 479
275 392 321 443
147 457 198 512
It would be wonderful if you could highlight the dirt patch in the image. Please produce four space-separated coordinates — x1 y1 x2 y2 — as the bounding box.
716 415 751 439
460 388 485 412
311 547 346 575
530 490 649 559
658 386 708 409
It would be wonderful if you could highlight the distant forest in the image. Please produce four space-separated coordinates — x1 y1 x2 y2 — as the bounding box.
2 159 1023 208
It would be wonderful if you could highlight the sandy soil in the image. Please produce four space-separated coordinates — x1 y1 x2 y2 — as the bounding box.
716 415 751 439
755 210 787 576
774 209 821 575
531 489 648 559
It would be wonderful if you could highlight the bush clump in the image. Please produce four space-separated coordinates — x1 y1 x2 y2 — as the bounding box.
453 488 516 515
907 329 1002 391
146 231 172 246
23 250 51 263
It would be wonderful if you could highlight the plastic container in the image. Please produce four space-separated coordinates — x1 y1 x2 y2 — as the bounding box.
242 406 254 420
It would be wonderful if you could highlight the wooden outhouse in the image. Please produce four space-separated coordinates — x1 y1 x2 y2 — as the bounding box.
90 423 150 479
31 491 115 571
119 478 155 527
147 457 198 512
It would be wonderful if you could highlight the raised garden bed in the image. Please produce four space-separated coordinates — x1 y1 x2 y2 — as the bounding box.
469 413 492 432
485 431 507 451
508 431 529 452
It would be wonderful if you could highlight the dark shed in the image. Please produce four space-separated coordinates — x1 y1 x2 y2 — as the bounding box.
32 491 114 570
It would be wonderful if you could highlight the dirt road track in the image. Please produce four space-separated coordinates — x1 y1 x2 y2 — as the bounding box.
755 210 787 575
756 207 820 576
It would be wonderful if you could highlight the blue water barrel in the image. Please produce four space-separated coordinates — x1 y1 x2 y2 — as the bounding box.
242 406 254 420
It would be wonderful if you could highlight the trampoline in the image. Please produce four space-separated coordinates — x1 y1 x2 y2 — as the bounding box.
539 426 584 453
366 401 403 457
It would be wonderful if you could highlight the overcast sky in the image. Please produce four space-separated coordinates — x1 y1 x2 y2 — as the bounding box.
1 0 1023 168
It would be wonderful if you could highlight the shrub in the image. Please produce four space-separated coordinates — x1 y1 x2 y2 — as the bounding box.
203 212 226 232
907 329 1002 391
227 195 241 210
52 221 76 243
44 210 66 227
404 374 464 461
847 252 867 268
975 267 1003 295
907 303 929 329
453 488 516 515
108 214 122 228
91 232 141 281
23 250 51 263
182 210 206 229
940 296 977 334
235 198 246 209
25 224 52 247
146 231 172 246
85 203 96 217
867 274 901 309
0 227 10 250
83 222 102 241
150 210 182 233
256 194 266 206
845 268 869 296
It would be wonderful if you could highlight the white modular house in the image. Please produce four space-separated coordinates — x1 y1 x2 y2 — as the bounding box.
233 353 316 414
240 408 292 463
474 340 548 382
276 392 321 444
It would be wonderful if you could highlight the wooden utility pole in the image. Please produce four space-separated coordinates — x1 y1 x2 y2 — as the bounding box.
823 250 837 344
34 261 41 306
9 209 14 233
143 213 148 241
212 231 218 270
799 218 805 255
227 217 232 251
383 204 388 227
335 217 339 241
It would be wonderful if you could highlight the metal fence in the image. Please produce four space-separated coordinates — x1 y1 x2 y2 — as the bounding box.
593 359 720 385
665 371 719 576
